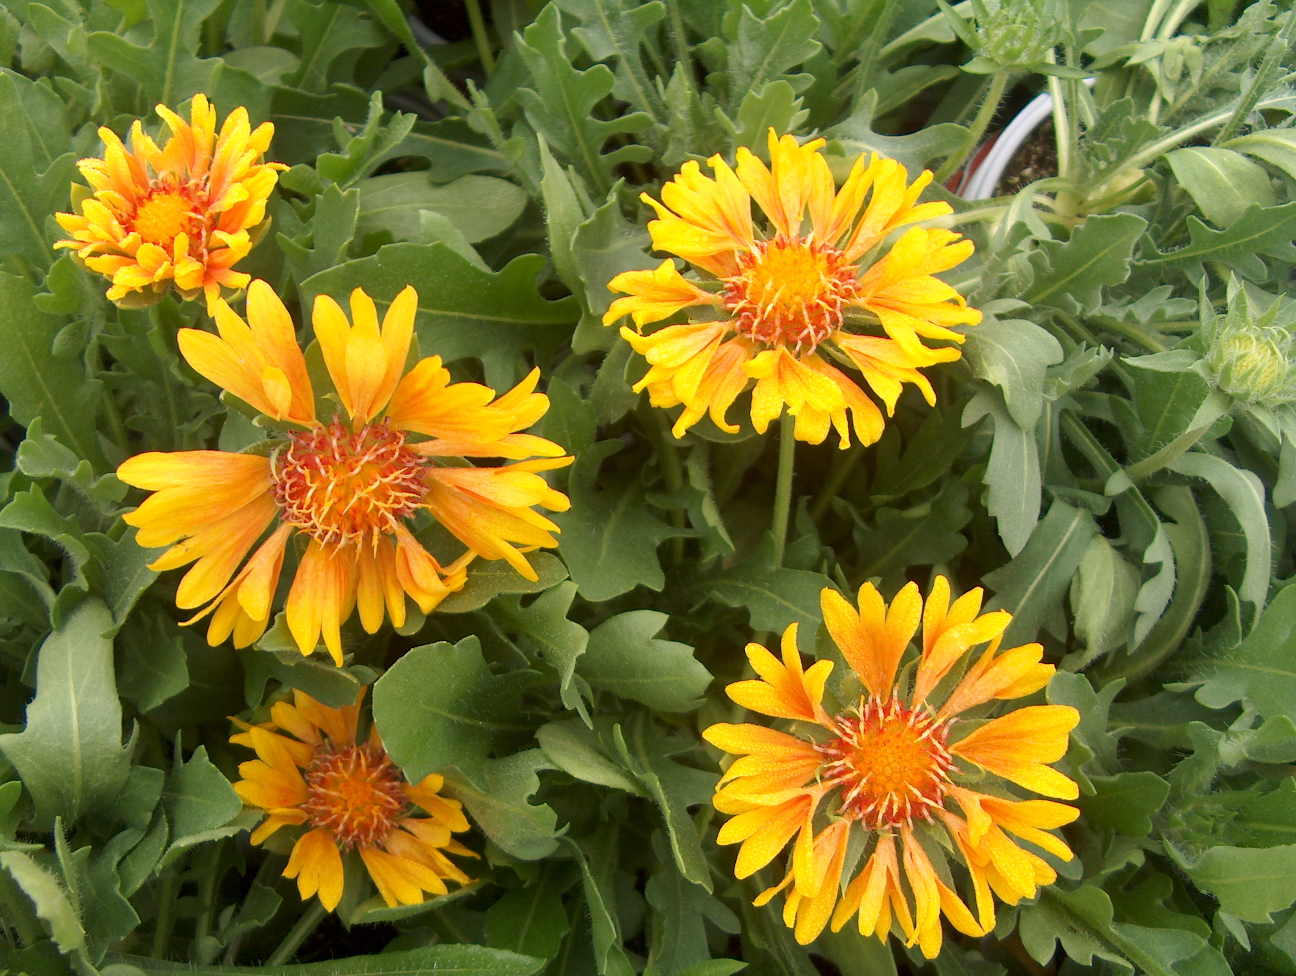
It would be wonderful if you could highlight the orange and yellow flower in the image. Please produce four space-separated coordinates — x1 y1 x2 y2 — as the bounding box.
604 130 980 447
55 95 285 310
118 279 571 664
232 689 475 910
704 580 1079 955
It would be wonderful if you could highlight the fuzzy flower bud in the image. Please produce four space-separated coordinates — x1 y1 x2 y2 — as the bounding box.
971 0 1059 71
1201 277 1296 406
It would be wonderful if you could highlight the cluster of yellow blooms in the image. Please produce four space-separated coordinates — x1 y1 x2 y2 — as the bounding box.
63 97 1078 949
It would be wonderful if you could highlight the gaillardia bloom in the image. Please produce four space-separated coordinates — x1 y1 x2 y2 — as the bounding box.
704 580 1079 955
232 690 475 910
55 95 285 309
604 130 980 446
118 279 571 663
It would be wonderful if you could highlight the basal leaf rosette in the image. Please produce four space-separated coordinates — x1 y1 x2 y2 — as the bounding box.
604 129 980 447
704 579 1080 955
117 280 572 664
232 689 475 911
54 95 286 310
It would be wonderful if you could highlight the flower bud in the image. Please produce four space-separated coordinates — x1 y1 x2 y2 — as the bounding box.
973 0 1059 70
1202 278 1296 406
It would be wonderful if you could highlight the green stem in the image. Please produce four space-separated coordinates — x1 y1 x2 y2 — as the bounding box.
265 900 327 967
464 0 495 77
101 385 129 455
192 841 224 950
809 443 863 521
151 871 182 959
852 0 904 105
0 869 43 946
935 69 1010 184
650 409 687 562
146 305 185 450
771 416 796 566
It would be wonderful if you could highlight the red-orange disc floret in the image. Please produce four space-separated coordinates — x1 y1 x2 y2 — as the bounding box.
270 418 428 549
722 235 862 353
302 743 409 851
819 698 955 830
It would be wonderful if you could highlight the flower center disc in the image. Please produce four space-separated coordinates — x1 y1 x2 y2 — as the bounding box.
271 419 428 549
302 744 408 849
821 699 954 829
132 187 203 247
724 235 859 352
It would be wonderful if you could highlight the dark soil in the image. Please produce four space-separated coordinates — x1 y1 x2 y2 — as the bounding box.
997 119 1058 195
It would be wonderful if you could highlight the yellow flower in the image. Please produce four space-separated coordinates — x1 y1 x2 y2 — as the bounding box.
54 95 286 310
117 279 572 664
604 130 980 447
703 579 1079 955
232 689 476 911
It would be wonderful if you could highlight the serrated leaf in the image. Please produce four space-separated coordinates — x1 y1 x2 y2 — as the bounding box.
442 751 560 862
284 0 386 93
825 89 967 174
1075 771 1170 836
373 636 536 786
554 0 668 120
722 0 822 107
0 272 104 467
300 242 578 393
356 173 527 245
1024 213 1147 314
0 70 74 271
849 481 971 589
493 582 590 718
963 388 1041 556
484 863 571 961
554 441 688 602
437 552 570 615
960 311 1064 429
0 851 84 954
277 184 359 285
1143 201 1296 281
579 611 711 712
515 5 653 195
1188 845 1296 923
705 536 833 634
85 0 221 107
537 718 645 795
1192 583 1296 721
645 832 738 976
0 599 131 828
163 745 242 855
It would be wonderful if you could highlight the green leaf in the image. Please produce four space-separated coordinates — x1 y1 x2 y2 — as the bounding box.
613 715 716 890
963 388 1041 556
1075 771 1170 836
570 187 657 353
722 0 822 106
1224 128 1296 182
0 599 130 828
553 0 668 120
163 745 243 857
705 536 833 634
107 945 546 976
826 89 966 173
277 184 360 285
116 613 189 713
985 499 1098 647
1143 201 1296 281
553 441 687 602
1193 583 1296 722
1024 213 1147 314
0 272 104 468
437 552 570 615
15 419 125 514
0 70 74 271
284 0 386 93
0 851 84 954
515 5 653 196
442 751 560 861
1188 845 1296 923
536 718 645 795
85 529 162 634
300 242 578 393
357 173 527 245
960 305 1064 429
1165 146 1277 227
1068 535 1140 667
563 833 635 976
484 863 571 961
646 832 739 976
579 611 712 712
492 582 590 718
719 80 809 155
373 636 535 786
1125 360 1213 458
849 481 971 590
85 0 221 107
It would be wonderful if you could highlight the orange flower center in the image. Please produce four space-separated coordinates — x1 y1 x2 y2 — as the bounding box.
270 418 428 549
131 186 203 247
723 235 859 353
820 699 954 830
302 743 408 850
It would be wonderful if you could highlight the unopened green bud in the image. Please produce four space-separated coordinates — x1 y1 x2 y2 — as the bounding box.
1201 278 1296 406
973 0 1058 70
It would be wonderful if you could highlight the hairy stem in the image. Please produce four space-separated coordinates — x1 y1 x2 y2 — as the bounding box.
935 69 1010 184
464 0 495 76
771 416 796 566
265 900 327 967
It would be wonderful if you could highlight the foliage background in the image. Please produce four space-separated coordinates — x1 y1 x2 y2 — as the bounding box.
2 0 1296 974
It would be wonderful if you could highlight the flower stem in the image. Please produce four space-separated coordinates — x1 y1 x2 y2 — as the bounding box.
266 900 327 967
935 69 1011 185
464 0 495 77
650 409 688 562
663 0 696 96
151 871 182 959
810 443 863 521
771 415 796 566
